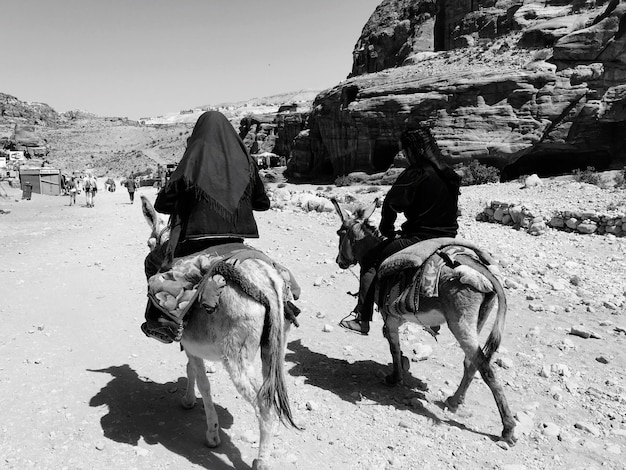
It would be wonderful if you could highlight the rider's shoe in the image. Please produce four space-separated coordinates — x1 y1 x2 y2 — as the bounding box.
339 313 370 335
141 322 176 344
284 300 301 327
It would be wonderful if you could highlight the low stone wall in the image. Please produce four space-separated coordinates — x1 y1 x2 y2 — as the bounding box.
476 201 626 237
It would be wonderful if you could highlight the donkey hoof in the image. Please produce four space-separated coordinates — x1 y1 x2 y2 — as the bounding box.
501 428 518 446
252 458 269 470
401 355 410 372
205 430 221 448
444 397 460 412
385 374 403 386
180 396 196 409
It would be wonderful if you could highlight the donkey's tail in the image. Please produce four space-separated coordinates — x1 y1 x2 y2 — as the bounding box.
479 264 508 361
257 263 299 429
212 260 298 429
457 256 508 361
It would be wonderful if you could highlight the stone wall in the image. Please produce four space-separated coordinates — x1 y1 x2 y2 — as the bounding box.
477 200 626 236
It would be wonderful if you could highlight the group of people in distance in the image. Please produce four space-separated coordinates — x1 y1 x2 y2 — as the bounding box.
64 173 139 207
65 173 98 207
141 110 460 343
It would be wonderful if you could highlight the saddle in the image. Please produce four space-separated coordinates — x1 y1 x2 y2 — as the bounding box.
377 238 499 321
142 243 301 343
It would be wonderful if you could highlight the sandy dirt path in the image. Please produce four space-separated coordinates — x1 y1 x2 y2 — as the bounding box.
0 181 624 470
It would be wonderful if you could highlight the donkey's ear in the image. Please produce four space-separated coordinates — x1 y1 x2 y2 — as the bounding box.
331 198 348 223
141 195 158 231
362 198 379 220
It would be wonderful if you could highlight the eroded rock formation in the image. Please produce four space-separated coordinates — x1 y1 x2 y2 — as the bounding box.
287 0 626 181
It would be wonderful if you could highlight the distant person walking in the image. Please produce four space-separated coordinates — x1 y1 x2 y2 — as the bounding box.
125 176 136 203
83 174 96 207
68 177 77 205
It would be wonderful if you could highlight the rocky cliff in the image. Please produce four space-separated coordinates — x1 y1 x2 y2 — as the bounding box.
288 0 626 181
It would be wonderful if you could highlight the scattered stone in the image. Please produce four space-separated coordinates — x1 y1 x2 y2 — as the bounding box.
595 356 610 364
557 338 576 350
550 363 571 377
315 311 326 319
574 422 601 437
241 429 257 443
306 401 319 411
569 275 581 286
523 174 542 188
411 343 432 361
539 365 551 378
495 357 514 369
135 447 150 457
95 442 105 451
313 277 324 286
322 324 334 332
541 422 561 437
569 326 602 339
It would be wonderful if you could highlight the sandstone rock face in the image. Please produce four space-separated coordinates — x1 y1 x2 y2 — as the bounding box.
288 0 626 181
553 0 626 63
238 111 307 159
349 0 438 77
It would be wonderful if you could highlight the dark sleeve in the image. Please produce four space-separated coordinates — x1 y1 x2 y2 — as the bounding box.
379 170 423 237
154 183 180 214
379 197 398 238
251 165 270 211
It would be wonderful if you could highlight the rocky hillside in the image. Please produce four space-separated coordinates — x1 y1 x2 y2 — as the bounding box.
3 1 626 181
287 0 626 181
0 91 319 178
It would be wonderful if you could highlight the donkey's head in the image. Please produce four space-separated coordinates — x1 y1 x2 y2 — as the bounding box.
331 198 383 269
141 195 170 252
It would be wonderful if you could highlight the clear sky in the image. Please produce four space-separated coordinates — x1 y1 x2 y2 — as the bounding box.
3 0 381 120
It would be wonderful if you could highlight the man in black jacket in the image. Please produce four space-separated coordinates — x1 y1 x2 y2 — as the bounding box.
340 124 461 335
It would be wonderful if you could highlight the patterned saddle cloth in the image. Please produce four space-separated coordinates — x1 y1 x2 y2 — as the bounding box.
146 242 299 324
377 238 498 319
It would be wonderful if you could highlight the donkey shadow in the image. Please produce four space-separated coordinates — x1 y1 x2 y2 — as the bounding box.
88 364 251 470
286 339 495 441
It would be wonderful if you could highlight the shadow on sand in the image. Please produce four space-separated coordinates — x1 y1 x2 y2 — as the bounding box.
88 364 251 470
286 339 496 441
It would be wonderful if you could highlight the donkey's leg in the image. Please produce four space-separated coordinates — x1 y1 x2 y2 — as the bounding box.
382 314 405 385
181 356 197 409
445 292 495 411
224 357 275 470
475 352 516 445
444 291 516 444
186 355 221 447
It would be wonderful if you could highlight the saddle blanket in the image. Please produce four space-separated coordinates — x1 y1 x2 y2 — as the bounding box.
378 239 499 320
147 243 297 323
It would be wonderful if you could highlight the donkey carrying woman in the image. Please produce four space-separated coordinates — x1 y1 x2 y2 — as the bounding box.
138 111 300 470
331 125 516 445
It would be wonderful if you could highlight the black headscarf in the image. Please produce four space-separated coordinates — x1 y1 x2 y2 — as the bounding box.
164 111 253 221
400 124 460 193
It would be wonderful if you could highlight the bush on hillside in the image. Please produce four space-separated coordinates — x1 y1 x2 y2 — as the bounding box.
456 160 500 186
573 166 601 186
335 175 355 187
614 167 626 188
